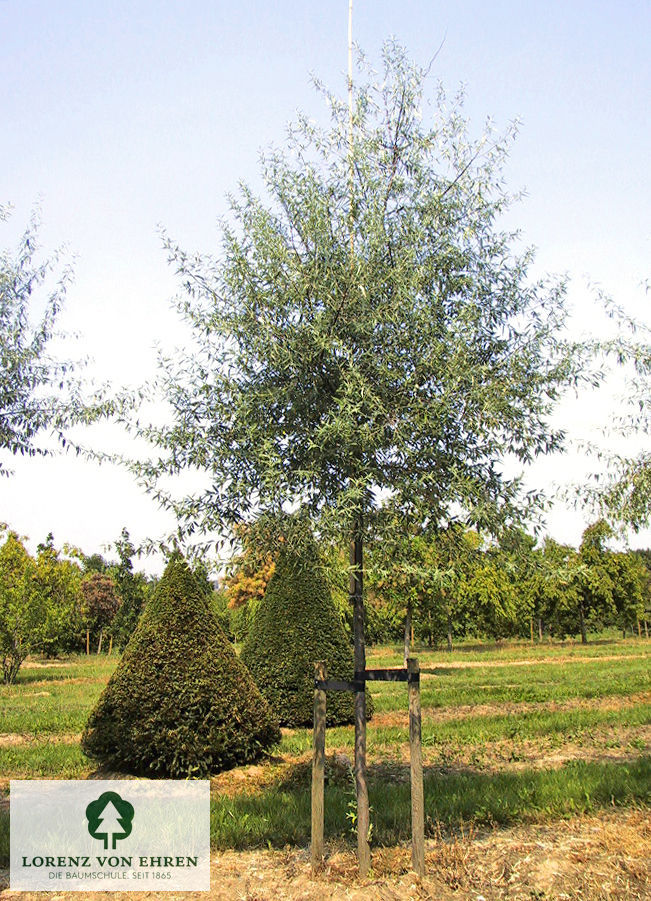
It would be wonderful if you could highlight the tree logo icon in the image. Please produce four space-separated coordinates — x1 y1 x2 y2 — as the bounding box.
86 791 134 850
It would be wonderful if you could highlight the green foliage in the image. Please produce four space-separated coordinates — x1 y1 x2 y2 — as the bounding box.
462 556 519 639
80 572 120 652
241 526 371 726
371 521 481 650
600 547 646 634
366 518 648 646
211 589 234 640
228 598 259 644
0 527 90 670
0 530 42 682
540 521 646 643
81 552 280 776
108 528 148 650
121 43 590 555
363 597 403 645
0 206 82 475
32 542 83 656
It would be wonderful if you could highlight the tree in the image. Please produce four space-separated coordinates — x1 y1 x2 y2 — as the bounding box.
32 540 83 656
607 549 646 636
125 44 588 542
80 572 121 654
0 206 83 475
462 551 519 640
224 524 276 610
108 528 148 650
222 523 277 643
82 552 280 777
241 522 364 726
536 522 629 643
574 521 618 643
424 524 481 651
531 537 584 641
0 529 42 683
120 43 592 862
493 527 539 641
373 520 479 655
632 550 651 636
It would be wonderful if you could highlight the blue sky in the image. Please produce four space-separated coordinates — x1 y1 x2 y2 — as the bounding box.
1 1 649 568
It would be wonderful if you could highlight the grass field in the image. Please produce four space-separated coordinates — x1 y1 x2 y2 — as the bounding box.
0 636 649 895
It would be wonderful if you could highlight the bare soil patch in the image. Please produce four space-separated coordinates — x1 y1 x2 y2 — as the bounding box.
417 728 650 773
372 690 651 728
19 661 71 669
1 809 648 900
419 653 648 670
0 734 80 748
18 678 102 688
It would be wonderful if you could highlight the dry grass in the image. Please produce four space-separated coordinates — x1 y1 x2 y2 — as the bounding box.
1 809 648 900
416 653 650 670
371 690 651 728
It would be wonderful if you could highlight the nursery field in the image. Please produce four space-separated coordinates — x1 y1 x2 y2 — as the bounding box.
0 637 649 899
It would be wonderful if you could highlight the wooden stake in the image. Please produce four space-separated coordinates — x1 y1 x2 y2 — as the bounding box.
311 662 326 873
408 658 425 877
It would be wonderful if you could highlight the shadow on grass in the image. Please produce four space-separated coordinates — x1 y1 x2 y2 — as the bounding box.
209 754 650 850
1 755 648 868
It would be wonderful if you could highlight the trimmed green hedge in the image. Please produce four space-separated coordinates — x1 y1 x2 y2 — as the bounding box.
241 532 372 726
81 552 280 776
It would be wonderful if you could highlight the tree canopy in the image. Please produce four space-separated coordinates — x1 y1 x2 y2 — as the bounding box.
121 42 590 550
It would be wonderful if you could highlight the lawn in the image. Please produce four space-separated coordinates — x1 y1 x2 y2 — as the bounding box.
0 636 649 867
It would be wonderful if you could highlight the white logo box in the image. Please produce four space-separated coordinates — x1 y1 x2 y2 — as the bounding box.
10 779 210 892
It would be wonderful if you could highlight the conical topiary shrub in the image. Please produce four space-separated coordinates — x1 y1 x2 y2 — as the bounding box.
81 552 280 777
241 531 373 727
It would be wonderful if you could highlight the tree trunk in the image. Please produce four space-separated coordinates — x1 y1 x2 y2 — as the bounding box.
108 635 113 655
96 628 103 655
579 601 587 644
446 608 453 654
350 520 370 875
644 620 648 639
403 604 411 667
538 617 543 641
311 662 326 873
5 656 22 684
530 617 534 644
86 630 90 656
